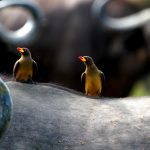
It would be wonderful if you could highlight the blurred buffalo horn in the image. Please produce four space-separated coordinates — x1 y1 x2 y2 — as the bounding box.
92 0 150 31
0 0 45 45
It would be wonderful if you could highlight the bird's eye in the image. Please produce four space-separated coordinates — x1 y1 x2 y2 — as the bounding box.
23 48 27 51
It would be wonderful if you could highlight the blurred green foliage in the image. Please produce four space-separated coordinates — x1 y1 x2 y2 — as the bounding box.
130 74 150 96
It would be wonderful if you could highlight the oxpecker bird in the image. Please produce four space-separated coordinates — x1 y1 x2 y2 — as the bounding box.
13 47 38 83
79 56 105 96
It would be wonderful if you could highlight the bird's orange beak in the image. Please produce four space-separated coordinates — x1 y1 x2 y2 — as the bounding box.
78 56 86 62
17 47 24 53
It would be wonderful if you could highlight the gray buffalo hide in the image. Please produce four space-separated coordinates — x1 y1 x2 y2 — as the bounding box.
0 81 150 150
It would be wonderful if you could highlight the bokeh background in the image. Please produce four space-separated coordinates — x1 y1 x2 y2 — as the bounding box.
0 0 150 97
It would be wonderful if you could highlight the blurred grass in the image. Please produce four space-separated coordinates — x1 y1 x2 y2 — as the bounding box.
130 74 150 96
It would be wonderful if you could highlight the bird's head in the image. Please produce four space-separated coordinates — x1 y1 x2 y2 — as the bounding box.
17 47 31 57
78 56 94 66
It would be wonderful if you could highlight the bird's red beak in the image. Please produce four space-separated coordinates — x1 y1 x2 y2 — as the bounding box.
17 47 24 53
78 56 86 62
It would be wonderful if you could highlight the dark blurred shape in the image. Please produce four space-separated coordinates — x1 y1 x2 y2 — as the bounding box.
0 0 150 97
0 78 12 138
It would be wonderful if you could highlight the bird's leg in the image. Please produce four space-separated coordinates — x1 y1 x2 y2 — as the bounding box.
97 91 101 97
26 79 34 84
86 91 89 96
86 92 92 97
15 79 24 83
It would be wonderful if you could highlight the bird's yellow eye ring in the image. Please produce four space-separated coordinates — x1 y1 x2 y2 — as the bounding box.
78 56 86 62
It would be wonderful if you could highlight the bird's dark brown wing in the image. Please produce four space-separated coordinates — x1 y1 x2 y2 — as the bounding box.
13 61 20 78
99 70 105 94
81 72 86 92
32 60 38 80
